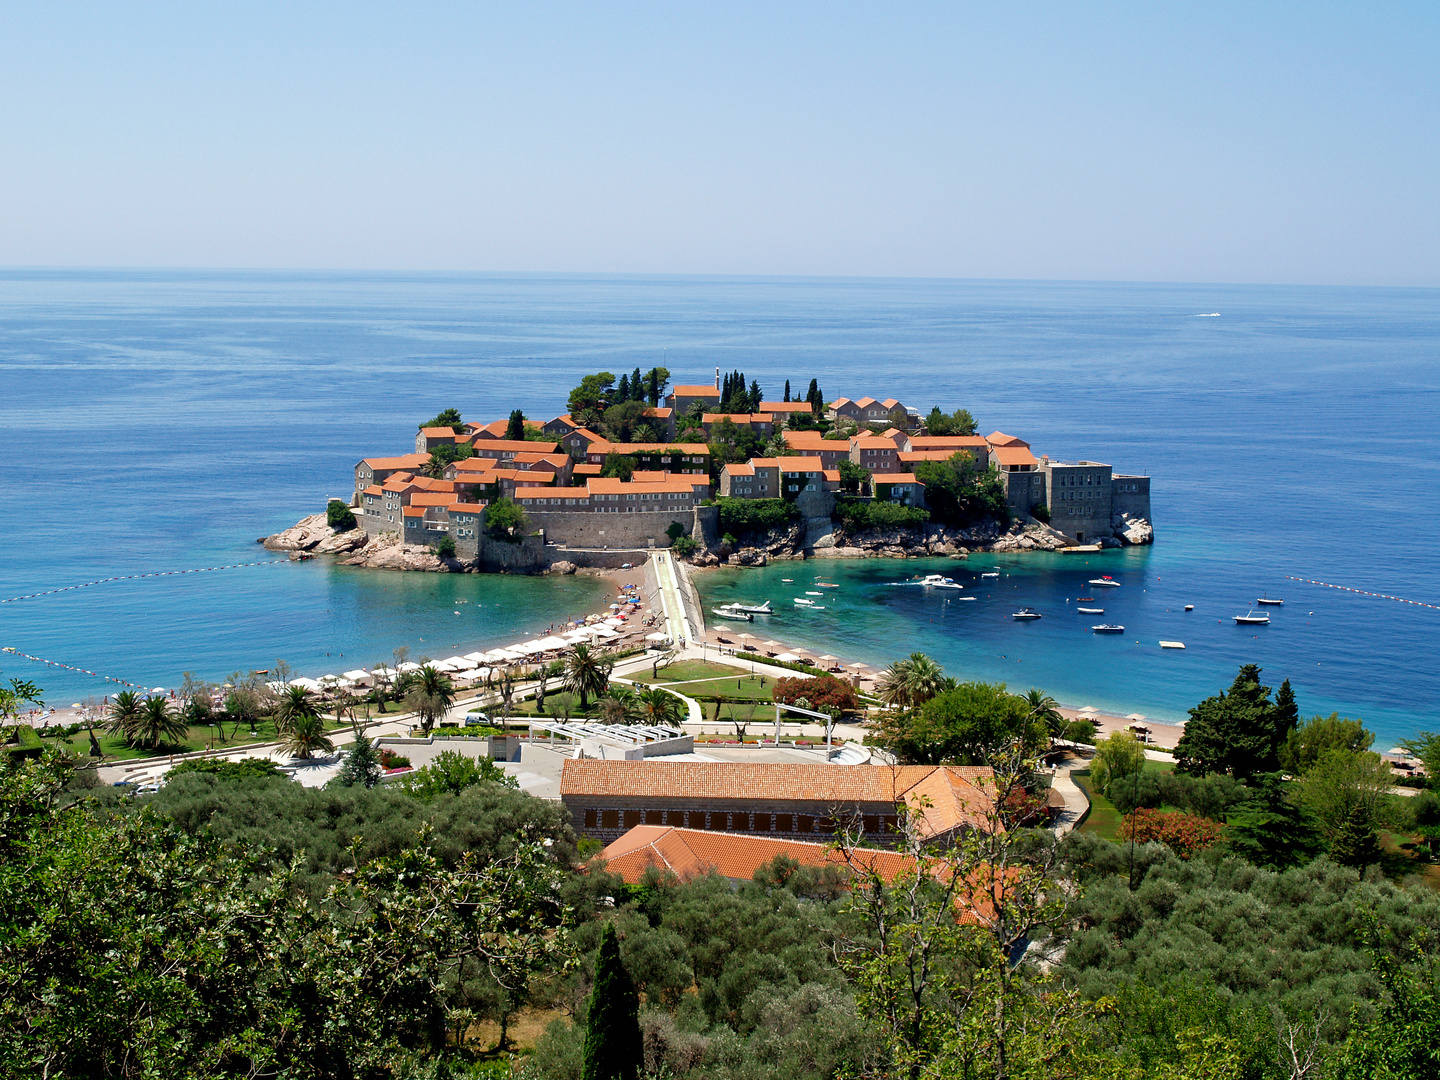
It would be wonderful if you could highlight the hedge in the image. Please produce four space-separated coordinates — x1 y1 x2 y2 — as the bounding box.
716 498 799 537
833 497 930 531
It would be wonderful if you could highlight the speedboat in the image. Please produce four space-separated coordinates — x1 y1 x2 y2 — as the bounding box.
805 590 823 596
728 601 773 614
1089 576 1121 587
713 607 754 622
1234 610 1270 625
1257 597 1284 606
1077 607 1104 614
980 572 1000 578
919 574 964 590
814 582 839 589
1077 596 1094 602
1012 608 1042 620
1184 604 1194 611
1091 624 1125 633
794 597 815 606
781 578 793 582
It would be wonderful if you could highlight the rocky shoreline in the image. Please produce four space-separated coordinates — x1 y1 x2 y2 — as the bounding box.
688 511 1153 568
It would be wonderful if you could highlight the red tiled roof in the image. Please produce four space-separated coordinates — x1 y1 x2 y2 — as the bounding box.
723 463 756 476
447 502 485 514
991 445 1039 467
672 385 721 396
472 439 561 453
760 401 818 413
401 507 425 518
985 431 1029 447
573 463 603 475
409 492 454 507
588 442 710 455
599 826 917 885
360 454 430 469
876 473 923 485
911 436 988 449
772 456 825 472
702 413 773 424
561 761 994 837
644 407 673 418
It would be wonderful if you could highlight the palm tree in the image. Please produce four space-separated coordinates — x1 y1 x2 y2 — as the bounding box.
564 644 613 711
407 665 455 733
598 685 637 726
634 686 682 727
274 685 320 735
1024 688 1065 738
278 712 335 760
132 696 190 750
876 652 947 710
106 690 143 745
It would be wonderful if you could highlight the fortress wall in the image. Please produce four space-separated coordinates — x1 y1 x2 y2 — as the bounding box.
526 508 692 548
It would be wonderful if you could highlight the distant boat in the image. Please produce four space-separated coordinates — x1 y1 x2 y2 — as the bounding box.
781 578 793 582
1089 577 1121 588
1091 624 1125 633
794 597 816 606
814 582 839 589
1077 596 1095 602
727 601 773 614
1012 608 1042 620
1077 607 1104 614
1160 641 1186 649
1234 610 1270 625
1184 604 1194 611
713 608 754 622
980 572 1000 579
919 574 964 590
805 590 823 596
1257 597 1284 606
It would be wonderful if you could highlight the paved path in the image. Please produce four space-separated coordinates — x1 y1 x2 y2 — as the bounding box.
1049 768 1089 836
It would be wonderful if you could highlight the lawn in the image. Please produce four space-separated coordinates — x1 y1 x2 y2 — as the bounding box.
1074 759 1175 842
40 713 358 763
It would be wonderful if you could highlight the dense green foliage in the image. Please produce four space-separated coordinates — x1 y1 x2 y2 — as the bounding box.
169 756 285 781
875 680 1046 765
600 454 637 481
1174 665 1298 779
327 498 359 530
923 406 977 436
715 497 799 537
486 497 528 541
771 676 859 715
582 924 642 1080
419 408 463 431
832 497 929 531
835 459 870 494
912 452 1008 527
427 442 474 477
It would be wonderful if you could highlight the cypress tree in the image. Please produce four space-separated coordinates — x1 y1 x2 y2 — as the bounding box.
506 409 526 441
784 379 791 402
582 923 641 1080
748 379 762 412
647 368 660 406
616 373 630 403
630 366 644 401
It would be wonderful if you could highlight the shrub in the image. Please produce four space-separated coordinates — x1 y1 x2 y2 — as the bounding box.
1030 503 1050 524
1120 807 1226 858
671 535 697 557
168 758 284 781
436 534 457 559
833 498 929 531
485 497 528 542
716 498 799 537
379 748 411 770
772 676 859 715
665 521 686 542
1063 719 1098 744
326 499 357 531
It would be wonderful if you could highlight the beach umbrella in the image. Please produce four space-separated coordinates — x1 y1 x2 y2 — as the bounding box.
537 636 570 650
818 654 839 662
763 640 783 648
463 652 489 663
1125 713 1147 722
591 626 620 639
396 661 422 673
442 655 471 668
342 669 371 681
1078 705 1097 713
645 632 669 642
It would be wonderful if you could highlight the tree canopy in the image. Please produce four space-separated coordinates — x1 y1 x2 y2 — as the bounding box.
875 680 1045 765
1173 665 1299 780
419 407 463 431
912 452 1008 527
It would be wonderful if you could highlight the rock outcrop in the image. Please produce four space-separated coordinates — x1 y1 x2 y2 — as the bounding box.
338 530 447 572
1112 512 1154 546
263 514 370 556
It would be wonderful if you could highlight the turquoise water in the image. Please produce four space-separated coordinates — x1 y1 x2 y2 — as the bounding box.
1 271 1436 743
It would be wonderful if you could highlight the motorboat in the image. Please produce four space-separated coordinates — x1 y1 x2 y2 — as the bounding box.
1160 641 1186 649
980 572 1000 578
1076 607 1104 614
1091 624 1125 633
805 590 823 596
1089 576 1121 588
1012 608 1042 620
814 582 839 589
794 597 816 605
919 574 964 590
781 578 793 582
713 607 754 622
1077 597 1095 602
726 601 773 614
1184 605 1194 611
1257 597 1284 606
1234 610 1270 625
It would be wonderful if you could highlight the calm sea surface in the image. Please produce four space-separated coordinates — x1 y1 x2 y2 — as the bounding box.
1 271 1436 744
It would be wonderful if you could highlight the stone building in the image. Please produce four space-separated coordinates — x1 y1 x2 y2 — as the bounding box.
560 760 995 846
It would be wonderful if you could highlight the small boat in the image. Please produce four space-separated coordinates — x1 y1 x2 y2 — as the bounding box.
1160 641 1186 649
781 578 793 582
919 574 964 590
794 597 815 605
713 607 754 622
980 572 1000 579
1091 624 1125 633
1077 596 1094 602
1077 607 1104 614
805 590 823 596
1012 608 1042 620
1257 597 1284 606
1184 605 1194 611
1234 610 1270 625
814 582 839 589
728 601 773 614
1089 577 1121 588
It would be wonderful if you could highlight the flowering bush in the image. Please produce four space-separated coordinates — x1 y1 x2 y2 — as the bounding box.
772 676 859 715
1120 807 1225 858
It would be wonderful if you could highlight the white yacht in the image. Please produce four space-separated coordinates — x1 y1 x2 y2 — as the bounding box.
1012 608 1042 620
1089 576 1121 588
919 574 964 590
1091 624 1125 633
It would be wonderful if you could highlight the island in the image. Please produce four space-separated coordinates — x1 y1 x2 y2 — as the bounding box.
265 367 1152 573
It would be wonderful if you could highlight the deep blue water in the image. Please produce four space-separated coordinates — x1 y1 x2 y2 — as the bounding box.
1 271 1436 744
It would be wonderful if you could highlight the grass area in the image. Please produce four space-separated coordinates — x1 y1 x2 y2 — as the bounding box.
633 659 745 684
1074 760 1175 842
43 715 357 763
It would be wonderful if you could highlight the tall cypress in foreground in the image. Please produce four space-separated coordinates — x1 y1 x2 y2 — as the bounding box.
582 923 641 1080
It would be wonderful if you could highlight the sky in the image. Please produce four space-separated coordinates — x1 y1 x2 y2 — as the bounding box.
2 2 1437 285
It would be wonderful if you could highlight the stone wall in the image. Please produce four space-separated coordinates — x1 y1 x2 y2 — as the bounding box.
562 796 901 846
525 507 692 548
1111 474 1151 521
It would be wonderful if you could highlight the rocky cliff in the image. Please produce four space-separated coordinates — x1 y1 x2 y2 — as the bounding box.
262 514 448 572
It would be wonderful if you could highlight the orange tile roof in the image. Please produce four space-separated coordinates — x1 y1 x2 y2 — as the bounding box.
471 438 561 453
991 445 1039 467
911 436 988 448
360 454 430 469
853 436 899 448
854 396 879 408
985 431 1029 447
588 442 710 455
876 473 923 485
599 826 917 885
822 469 840 482
401 507 425 518
362 484 383 496
829 397 852 408
410 477 457 491
644 407 673 418
573 463 603 475
447 502 485 514
759 401 817 413
723 463 756 476
409 492 454 507
420 426 459 438
516 487 584 500
451 457 500 473
561 761 994 837
702 413 773 424
672 385 721 396
586 477 699 495
772 456 825 471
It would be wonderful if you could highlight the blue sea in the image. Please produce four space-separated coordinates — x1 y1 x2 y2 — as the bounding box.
1 271 1436 746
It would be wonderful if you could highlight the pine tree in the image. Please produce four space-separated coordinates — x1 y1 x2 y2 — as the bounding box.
630 366 644 401
748 379 762 412
616 373 630 402
784 379 791 402
506 409 526 441
647 368 661 406
330 732 383 789
1330 801 1382 867
582 923 641 1080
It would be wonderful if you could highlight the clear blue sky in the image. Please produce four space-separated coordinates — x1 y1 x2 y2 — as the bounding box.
3 2 1437 284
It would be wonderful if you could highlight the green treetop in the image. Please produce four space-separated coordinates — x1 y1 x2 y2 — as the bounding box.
582 923 642 1080
1173 665 1299 781
419 407 463 432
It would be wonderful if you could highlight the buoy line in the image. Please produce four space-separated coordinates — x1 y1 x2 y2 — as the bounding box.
1 560 288 605
1 648 144 689
1286 576 1440 611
